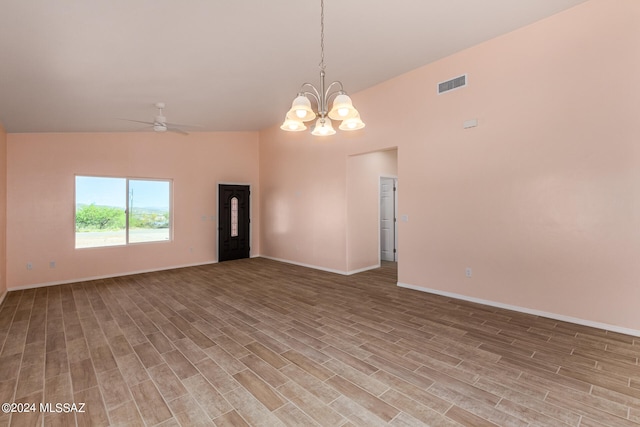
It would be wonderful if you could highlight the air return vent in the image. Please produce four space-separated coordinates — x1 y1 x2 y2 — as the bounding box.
438 74 466 94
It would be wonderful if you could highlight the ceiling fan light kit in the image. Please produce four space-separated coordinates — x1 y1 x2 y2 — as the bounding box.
281 0 365 136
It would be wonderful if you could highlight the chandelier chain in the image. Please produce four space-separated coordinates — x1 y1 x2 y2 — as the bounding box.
319 0 325 71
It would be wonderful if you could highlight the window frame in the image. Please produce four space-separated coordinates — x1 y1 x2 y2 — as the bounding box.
75 175 173 249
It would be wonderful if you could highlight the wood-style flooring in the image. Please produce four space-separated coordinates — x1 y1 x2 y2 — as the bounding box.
0 258 639 426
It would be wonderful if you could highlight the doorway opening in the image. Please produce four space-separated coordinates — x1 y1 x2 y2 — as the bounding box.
346 147 397 275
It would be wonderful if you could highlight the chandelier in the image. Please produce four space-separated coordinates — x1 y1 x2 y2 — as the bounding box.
281 0 365 136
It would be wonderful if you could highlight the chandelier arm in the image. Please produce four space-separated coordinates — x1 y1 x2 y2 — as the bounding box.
298 83 322 103
300 90 321 108
324 81 346 103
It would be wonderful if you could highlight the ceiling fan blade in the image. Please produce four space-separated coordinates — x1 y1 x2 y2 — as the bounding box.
164 121 202 129
166 126 189 136
120 119 155 126
118 104 196 135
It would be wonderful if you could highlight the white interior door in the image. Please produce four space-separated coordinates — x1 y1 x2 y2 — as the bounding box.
380 177 397 262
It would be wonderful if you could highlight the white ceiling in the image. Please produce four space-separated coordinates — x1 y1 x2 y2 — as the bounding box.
0 0 587 133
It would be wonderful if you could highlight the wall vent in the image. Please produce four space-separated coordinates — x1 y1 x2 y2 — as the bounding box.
438 74 466 94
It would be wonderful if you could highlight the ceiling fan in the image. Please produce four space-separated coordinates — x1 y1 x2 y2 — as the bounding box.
123 102 197 135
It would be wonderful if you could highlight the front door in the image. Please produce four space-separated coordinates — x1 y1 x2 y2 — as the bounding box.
218 184 250 262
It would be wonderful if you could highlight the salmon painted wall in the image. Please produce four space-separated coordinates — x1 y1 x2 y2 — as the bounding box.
259 129 349 272
7 131 259 289
260 0 640 332
0 123 6 300
347 149 397 272
392 0 640 332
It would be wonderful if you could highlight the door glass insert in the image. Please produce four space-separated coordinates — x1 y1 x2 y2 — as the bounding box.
230 197 239 237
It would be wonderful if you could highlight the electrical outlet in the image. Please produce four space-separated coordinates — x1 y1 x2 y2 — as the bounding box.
50 261 56 268
465 267 472 278
26 262 33 270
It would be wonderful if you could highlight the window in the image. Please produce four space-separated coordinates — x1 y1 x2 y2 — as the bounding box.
75 176 171 248
230 197 239 237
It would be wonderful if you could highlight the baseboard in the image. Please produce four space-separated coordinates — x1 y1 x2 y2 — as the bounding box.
260 256 380 276
8 256 375 293
260 256 349 275
398 281 640 338
347 264 380 275
8 261 218 292
0 290 6 307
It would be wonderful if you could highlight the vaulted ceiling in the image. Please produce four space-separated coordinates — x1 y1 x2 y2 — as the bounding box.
0 0 587 133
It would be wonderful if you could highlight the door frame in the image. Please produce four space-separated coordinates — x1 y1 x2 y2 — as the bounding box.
216 182 252 262
379 175 398 263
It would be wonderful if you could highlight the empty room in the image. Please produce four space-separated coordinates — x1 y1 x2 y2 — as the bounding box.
0 0 639 426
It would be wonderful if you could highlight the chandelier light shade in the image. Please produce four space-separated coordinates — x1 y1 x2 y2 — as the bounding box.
328 93 357 120
281 0 365 136
280 115 307 132
288 96 316 122
338 112 365 131
311 118 336 136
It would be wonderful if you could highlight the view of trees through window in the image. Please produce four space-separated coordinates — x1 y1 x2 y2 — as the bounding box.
75 176 171 248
